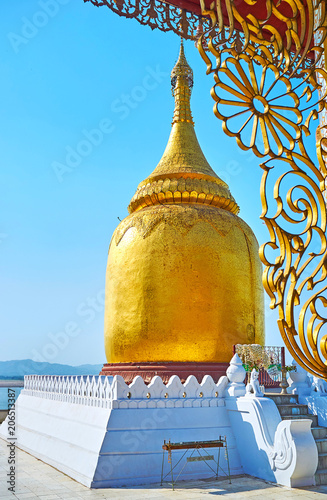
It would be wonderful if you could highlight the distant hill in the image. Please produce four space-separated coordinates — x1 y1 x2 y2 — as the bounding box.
0 359 103 379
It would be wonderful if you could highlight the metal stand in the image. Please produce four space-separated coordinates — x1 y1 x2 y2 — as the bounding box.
160 437 231 490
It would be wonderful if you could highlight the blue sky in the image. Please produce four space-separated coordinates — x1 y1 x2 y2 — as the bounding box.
1 0 314 366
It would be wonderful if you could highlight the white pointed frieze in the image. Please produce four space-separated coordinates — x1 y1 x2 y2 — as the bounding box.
129 375 148 399
183 375 200 398
200 375 218 398
22 355 244 409
147 375 167 398
166 375 185 398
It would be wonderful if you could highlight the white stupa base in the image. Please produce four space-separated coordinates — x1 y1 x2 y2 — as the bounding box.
0 392 242 488
0 377 243 488
0 363 319 489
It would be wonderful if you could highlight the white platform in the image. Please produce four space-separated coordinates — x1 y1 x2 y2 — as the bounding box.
0 374 242 488
0 361 319 489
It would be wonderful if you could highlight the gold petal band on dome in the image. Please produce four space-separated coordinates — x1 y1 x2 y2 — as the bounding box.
128 175 239 214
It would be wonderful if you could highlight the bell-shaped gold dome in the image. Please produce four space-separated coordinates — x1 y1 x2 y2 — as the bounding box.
104 42 265 364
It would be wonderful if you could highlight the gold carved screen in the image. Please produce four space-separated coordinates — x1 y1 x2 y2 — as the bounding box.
197 0 327 379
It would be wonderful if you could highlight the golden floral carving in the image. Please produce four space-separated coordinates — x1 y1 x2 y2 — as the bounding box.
198 0 327 379
212 49 303 157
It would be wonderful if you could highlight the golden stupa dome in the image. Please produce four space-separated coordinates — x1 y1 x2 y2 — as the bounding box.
104 41 265 364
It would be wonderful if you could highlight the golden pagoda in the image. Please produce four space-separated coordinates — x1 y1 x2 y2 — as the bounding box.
101 42 265 382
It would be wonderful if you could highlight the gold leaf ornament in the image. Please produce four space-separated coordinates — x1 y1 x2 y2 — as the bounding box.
212 49 303 158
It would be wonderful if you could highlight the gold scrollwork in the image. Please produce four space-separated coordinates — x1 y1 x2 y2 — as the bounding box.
198 0 327 378
83 0 210 40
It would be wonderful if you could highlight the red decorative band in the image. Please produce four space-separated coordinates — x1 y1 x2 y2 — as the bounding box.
100 361 230 385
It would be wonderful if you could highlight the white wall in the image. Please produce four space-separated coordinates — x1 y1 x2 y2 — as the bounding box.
0 391 243 488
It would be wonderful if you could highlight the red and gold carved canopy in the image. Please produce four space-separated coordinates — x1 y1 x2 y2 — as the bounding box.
85 0 318 60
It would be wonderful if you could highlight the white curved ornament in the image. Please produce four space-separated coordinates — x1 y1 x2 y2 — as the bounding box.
226 395 318 487
270 425 293 471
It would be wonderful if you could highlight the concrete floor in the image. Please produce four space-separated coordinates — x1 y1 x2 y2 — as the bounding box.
1 439 327 499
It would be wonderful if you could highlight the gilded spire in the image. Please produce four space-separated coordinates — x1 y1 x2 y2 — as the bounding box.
171 39 194 125
128 42 239 215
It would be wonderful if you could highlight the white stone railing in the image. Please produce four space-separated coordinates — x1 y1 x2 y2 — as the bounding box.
23 375 113 408
22 374 227 409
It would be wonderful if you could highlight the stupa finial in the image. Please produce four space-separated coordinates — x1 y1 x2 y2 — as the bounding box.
128 41 240 216
170 39 194 125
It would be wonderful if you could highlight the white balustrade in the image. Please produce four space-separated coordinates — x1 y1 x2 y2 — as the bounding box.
22 373 228 409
